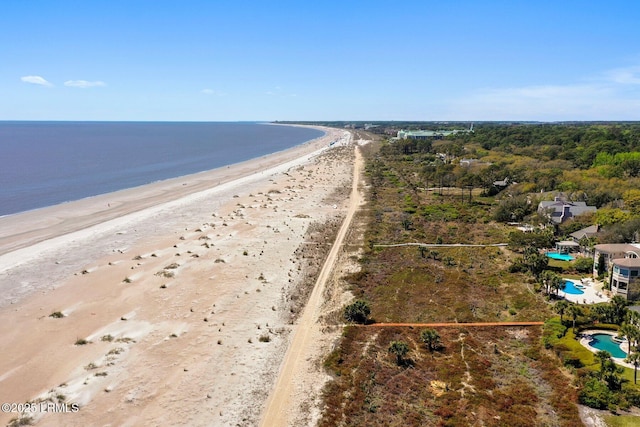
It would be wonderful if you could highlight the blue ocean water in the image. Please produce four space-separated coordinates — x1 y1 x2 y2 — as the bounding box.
0 122 324 216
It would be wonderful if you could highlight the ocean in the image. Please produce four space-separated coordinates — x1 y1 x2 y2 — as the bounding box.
0 122 324 216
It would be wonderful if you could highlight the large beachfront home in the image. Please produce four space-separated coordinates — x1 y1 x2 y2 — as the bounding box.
593 243 640 274
610 258 640 300
537 197 597 224
593 243 640 299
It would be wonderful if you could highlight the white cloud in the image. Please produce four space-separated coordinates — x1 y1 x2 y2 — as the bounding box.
64 80 106 88
265 86 297 97
605 66 640 85
445 65 640 121
202 88 225 96
21 75 53 86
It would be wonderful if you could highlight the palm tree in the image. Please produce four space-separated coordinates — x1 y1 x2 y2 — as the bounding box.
610 295 629 325
523 247 548 279
540 270 554 295
401 216 413 231
420 329 442 352
549 273 563 296
627 310 640 326
567 304 582 332
595 351 624 390
418 246 429 259
595 350 613 381
626 352 640 384
619 322 638 355
343 300 371 324
624 352 640 384
388 341 410 366
555 300 569 323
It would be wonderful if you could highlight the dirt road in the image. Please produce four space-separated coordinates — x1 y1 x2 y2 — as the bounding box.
260 145 363 427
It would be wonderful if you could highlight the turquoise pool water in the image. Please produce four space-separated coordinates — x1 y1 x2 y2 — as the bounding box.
562 280 584 295
547 252 575 261
589 333 627 358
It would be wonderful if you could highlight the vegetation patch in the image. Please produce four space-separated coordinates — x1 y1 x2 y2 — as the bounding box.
316 124 640 425
321 326 581 426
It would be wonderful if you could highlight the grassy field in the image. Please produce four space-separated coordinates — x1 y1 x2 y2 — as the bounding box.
318 141 585 426
604 414 640 426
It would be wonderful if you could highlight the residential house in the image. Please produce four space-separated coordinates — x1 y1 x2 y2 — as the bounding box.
459 158 479 167
593 243 640 299
569 224 599 242
610 257 640 300
538 197 597 224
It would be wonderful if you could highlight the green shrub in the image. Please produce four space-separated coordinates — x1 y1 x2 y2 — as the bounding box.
258 334 271 342
579 377 615 409
623 387 640 407
563 355 584 368
542 318 567 348
343 300 371 324
572 257 594 273
509 260 528 273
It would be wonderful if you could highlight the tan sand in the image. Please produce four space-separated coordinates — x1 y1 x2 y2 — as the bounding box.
0 126 354 427
260 144 365 427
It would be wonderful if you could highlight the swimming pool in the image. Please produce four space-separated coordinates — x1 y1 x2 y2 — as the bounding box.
562 280 584 295
547 252 575 261
588 333 627 359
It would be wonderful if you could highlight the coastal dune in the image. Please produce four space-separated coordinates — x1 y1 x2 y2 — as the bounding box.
0 127 354 426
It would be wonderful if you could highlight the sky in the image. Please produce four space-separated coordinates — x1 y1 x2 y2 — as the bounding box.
2 0 640 121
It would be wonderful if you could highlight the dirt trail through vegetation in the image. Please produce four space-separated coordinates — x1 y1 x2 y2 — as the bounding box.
358 321 544 327
373 243 508 248
260 145 363 427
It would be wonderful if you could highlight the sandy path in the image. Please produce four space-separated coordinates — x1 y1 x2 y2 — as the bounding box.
260 145 364 427
0 127 355 427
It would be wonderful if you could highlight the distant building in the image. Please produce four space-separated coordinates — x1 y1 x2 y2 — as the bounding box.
569 224 599 242
555 240 580 254
537 197 597 224
396 128 471 140
459 158 479 167
493 177 511 188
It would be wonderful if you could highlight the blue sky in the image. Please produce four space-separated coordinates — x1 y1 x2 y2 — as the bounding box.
2 0 640 121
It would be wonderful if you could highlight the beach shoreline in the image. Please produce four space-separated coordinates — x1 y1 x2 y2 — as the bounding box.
0 125 353 426
0 125 331 259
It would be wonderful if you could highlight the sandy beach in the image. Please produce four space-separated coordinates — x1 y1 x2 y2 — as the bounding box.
0 126 357 426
